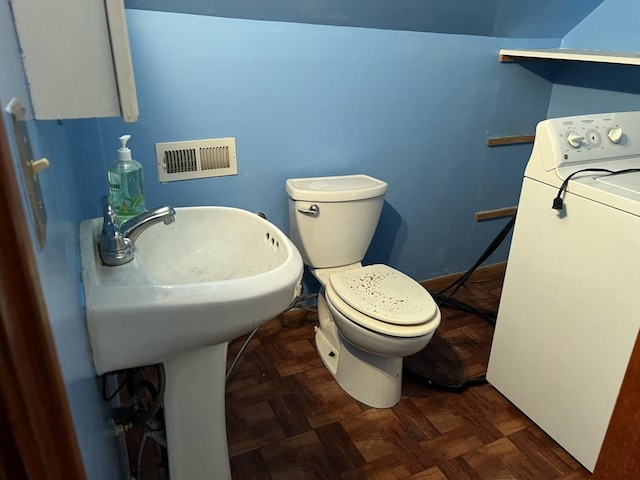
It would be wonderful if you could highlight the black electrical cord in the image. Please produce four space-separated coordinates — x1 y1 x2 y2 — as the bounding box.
135 364 166 426
134 380 158 406
431 293 497 327
407 215 516 392
432 213 515 329
552 168 613 210
552 168 640 210
420 373 488 393
112 364 166 427
102 367 141 402
437 215 516 297
102 374 127 402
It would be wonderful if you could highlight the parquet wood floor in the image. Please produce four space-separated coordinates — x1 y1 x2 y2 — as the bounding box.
225 277 591 480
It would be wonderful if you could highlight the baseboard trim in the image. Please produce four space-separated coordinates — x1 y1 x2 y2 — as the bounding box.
420 261 507 292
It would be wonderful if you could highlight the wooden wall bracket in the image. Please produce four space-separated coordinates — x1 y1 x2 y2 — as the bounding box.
486 135 535 147
475 206 517 222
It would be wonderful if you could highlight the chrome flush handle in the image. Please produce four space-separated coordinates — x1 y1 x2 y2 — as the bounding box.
297 204 319 216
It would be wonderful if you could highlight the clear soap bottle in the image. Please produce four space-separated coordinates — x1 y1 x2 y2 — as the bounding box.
108 134 146 224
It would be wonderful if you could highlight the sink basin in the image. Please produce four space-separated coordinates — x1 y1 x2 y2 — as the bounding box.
80 206 303 374
80 206 303 479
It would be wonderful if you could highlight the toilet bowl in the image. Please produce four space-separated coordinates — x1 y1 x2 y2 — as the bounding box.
286 174 441 408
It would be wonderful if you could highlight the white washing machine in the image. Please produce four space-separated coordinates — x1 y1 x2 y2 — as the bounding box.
487 111 640 472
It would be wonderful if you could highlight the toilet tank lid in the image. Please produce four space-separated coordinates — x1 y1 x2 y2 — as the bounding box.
286 174 388 202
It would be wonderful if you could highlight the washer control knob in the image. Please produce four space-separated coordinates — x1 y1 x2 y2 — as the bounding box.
566 132 584 148
607 127 623 144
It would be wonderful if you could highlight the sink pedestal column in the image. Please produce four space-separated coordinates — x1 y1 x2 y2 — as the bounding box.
163 343 231 480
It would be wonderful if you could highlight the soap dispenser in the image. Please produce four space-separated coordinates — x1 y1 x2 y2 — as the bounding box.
108 134 146 223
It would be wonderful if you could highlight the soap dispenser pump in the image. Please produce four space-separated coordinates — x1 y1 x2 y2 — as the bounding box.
108 134 146 223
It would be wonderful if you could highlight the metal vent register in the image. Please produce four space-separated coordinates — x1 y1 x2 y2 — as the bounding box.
156 138 237 182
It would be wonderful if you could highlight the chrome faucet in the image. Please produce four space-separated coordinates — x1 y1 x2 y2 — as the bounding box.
99 196 176 266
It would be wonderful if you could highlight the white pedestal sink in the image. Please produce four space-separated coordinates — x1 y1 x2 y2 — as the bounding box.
79 206 303 479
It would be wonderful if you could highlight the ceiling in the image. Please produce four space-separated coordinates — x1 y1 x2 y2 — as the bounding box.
125 0 605 38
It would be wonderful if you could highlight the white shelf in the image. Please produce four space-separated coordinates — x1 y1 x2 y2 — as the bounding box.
499 48 640 66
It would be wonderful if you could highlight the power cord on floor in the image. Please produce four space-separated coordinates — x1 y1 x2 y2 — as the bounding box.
437 215 516 297
431 293 496 327
431 214 515 327
405 369 489 393
407 214 516 392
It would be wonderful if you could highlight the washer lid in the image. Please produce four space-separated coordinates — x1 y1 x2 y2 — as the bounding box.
329 264 438 325
595 171 640 195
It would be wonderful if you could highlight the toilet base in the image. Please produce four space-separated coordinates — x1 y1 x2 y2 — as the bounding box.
315 328 403 408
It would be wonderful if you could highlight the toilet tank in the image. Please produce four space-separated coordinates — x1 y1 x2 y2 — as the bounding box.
286 174 388 268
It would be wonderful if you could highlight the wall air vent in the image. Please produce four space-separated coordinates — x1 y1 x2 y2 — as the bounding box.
156 137 237 182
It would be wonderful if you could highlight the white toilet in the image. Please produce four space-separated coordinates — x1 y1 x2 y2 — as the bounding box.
286 174 441 408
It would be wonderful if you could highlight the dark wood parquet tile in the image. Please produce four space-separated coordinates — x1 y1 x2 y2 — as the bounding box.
225 277 592 479
269 393 313 437
438 456 482 479
229 449 272 480
342 453 412 479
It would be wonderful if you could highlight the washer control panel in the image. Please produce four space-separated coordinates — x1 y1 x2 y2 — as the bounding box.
537 111 640 170
564 125 624 149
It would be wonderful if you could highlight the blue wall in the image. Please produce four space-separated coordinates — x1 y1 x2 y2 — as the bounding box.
72 10 557 283
561 0 640 51
548 0 640 117
0 0 124 477
124 0 604 38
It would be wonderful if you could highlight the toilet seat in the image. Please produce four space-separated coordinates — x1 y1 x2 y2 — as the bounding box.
326 264 440 338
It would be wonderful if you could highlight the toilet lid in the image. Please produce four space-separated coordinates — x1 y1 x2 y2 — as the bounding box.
328 264 439 326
